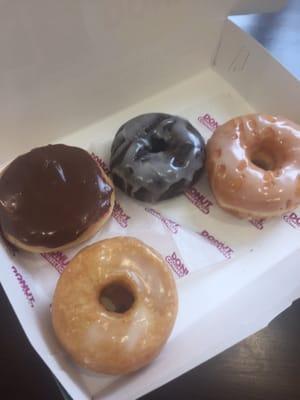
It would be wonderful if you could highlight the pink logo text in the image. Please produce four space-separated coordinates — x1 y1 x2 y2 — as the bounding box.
185 187 213 215
283 212 300 229
91 153 110 175
145 208 180 234
165 252 189 278
113 201 130 228
11 266 35 307
41 252 69 274
249 218 265 230
198 113 219 131
199 230 233 259
91 153 130 228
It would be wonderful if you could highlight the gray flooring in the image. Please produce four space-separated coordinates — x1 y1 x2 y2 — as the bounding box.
231 0 300 79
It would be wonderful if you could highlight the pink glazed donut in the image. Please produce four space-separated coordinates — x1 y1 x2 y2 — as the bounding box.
206 114 300 218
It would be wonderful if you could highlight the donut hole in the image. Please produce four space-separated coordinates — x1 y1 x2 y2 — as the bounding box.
251 151 276 171
100 282 135 313
171 143 193 168
250 139 288 171
149 137 168 153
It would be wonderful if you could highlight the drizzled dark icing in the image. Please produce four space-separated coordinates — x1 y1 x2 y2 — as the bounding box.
110 113 205 202
0 144 113 248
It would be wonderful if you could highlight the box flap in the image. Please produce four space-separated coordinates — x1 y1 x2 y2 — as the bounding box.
214 19 300 122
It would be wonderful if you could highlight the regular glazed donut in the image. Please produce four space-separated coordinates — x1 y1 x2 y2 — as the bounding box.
206 114 300 218
110 113 205 202
52 237 178 374
0 144 115 252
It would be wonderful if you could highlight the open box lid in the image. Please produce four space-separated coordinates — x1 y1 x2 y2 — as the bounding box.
0 0 286 162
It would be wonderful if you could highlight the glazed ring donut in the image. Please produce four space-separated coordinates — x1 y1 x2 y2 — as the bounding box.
206 114 300 218
0 144 114 253
110 113 205 202
51 237 178 374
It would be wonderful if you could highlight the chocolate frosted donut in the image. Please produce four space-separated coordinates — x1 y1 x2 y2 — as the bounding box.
110 113 205 202
0 144 114 252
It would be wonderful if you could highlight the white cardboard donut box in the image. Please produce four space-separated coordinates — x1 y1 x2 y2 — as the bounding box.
1 1 300 400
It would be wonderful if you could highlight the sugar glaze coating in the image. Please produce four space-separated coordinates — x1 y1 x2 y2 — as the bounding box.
206 114 300 218
52 237 178 374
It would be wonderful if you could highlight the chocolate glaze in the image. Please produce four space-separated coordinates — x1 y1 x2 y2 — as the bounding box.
0 144 113 248
110 113 205 202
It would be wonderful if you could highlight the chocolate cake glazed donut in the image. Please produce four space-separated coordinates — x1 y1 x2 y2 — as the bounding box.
110 113 206 202
0 144 115 252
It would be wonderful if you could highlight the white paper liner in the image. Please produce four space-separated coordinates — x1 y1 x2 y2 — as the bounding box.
1 70 300 400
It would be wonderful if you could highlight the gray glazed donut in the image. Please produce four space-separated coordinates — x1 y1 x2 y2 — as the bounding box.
110 113 206 202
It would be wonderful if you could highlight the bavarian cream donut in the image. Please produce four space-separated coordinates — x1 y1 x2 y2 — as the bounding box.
0 144 115 253
206 114 300 218
51 237 178 374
